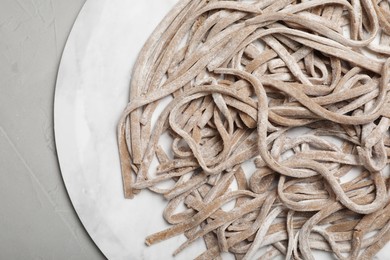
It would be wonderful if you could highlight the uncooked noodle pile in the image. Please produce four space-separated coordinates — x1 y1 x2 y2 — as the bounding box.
117 0 390 259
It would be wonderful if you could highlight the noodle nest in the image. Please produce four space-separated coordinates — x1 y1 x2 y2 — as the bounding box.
118 0 390 259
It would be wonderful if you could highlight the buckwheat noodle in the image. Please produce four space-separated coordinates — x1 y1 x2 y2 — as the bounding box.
117 0 390 259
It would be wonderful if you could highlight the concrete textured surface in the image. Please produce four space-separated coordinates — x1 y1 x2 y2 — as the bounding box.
0 0 105 259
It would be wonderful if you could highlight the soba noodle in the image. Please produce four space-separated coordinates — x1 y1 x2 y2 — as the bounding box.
118 0 390 259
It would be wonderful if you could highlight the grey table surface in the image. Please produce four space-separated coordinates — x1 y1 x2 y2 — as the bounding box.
0 0 105 259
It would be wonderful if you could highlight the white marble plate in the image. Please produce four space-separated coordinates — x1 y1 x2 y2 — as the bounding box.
54 0 390 259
